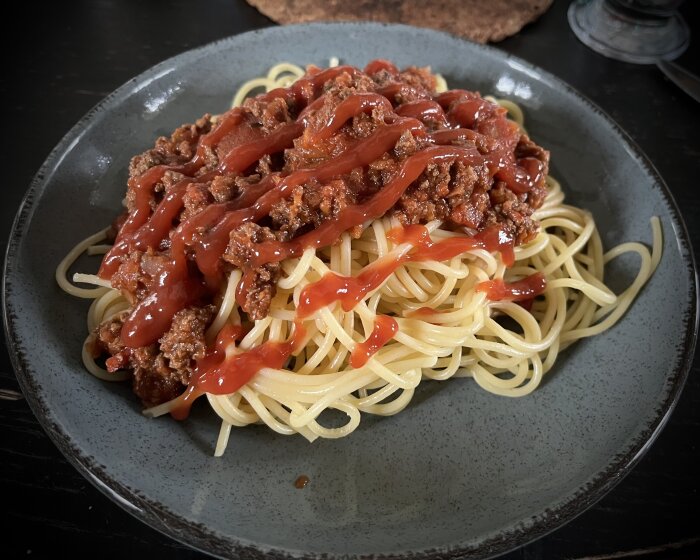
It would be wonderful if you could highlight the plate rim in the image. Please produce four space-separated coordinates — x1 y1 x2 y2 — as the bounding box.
3 21 698 560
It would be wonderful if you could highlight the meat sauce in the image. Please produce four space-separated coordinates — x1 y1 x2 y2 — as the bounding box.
94 60 549 410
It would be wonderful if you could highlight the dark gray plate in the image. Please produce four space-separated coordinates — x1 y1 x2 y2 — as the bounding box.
3 23 697 560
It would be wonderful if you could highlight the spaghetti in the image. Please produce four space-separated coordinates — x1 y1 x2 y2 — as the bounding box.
57 60 661 456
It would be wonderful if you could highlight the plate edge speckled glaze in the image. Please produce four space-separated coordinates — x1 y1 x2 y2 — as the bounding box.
3 22 698 560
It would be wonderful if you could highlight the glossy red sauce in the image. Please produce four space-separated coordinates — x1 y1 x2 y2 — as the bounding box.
307 92 393 142
170 321 306 419
396 100 449 127
378 82 428 102
364 59 399 76
388 223 515 266
495 157 544 194
476 272 547 301
121 260 208 347
408 307 444 318
350 315 399 368
297 259 399 319
220 121 303 173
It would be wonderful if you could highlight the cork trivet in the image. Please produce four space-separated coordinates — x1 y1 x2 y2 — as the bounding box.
246 0 553 44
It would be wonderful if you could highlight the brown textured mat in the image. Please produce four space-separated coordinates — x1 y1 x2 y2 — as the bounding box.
246 0 553 43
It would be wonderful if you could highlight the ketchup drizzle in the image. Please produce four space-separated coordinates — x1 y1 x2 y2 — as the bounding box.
170 321 306 419
350 316 399 368
476 272 547 302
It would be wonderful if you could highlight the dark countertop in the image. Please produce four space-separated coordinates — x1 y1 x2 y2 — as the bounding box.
2 1 699 558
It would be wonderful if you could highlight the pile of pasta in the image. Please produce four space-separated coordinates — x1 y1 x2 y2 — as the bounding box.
57 61 661 455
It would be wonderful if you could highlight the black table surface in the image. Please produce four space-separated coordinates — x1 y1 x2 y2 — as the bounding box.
2 1 699 558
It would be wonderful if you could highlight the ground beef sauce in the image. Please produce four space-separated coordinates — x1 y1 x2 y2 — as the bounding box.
94 61 549 412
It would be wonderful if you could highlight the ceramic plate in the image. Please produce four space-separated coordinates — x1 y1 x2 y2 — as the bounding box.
4 23 697 559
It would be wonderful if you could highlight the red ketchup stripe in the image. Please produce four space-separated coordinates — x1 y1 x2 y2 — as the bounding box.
170 321 306 419
388 224 516 267
297 259 400 319
220 122 303 173
396 100 449 127
378 83 430 103
350 316 399 368
476 272 547 302
306 92 393 143
364 59 400 76
408 307 444 318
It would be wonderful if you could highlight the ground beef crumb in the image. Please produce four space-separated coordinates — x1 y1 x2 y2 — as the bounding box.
110 251 144 303
269 178 356 239
160 305 216 372
182 182 214 221
222 223 283 320
486 182 540 244
128 115 213 182
209 175 239 203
